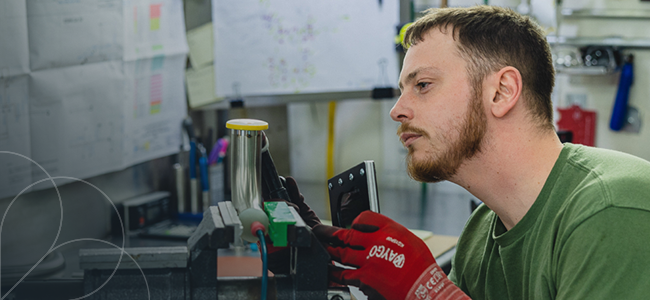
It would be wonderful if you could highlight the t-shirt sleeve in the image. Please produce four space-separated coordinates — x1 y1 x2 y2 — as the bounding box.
555 207 650 299
448 264 457 284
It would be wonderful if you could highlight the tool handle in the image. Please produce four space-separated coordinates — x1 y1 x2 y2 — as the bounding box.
260 133 291 203
610 55 634 131
183 117 196 141
261 149 291 202
189 141 197 179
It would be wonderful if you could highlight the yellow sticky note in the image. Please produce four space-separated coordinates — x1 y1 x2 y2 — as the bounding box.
186 22 214 68
185 64 224 108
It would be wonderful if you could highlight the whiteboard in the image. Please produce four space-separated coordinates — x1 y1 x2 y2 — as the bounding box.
212 0 400 98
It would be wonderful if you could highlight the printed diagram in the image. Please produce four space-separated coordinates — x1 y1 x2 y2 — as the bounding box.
147 3 164 51
68 121 118 160
260 12 321 92
0 77 34 198
0 92 11 141
125 0 189 61
129 120 178 155
149 73 162 115
0 78 28 143
132 56 166 119
148 55 164 115
132 2 164 54
72 17 122 66
123 53 186 166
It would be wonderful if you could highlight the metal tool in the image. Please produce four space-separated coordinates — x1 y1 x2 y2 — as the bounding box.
328 161 380 228
226 118 270 243
81 204 235 300
77 201 340 299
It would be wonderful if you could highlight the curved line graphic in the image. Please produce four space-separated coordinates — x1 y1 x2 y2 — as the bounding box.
0 151 62 294
0 152 150 300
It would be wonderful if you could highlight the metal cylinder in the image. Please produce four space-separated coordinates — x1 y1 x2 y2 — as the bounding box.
227 119 268 213
226 119 269 243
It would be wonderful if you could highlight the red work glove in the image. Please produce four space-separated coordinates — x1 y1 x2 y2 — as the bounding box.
261 176 321 274
313 211 470 300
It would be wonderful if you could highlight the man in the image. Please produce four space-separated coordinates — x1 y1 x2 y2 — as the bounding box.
304 5 650 300
270 5 650 299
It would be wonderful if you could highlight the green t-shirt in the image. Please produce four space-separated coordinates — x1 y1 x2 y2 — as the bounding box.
448 143 650 299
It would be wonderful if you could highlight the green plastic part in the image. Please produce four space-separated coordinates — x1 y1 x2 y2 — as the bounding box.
263 201 297 247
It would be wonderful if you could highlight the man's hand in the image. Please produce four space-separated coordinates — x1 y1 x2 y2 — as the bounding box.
261 176 320 274
313 211 470 300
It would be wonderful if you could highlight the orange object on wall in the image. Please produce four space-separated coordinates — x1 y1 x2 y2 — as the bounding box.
557 105 597 146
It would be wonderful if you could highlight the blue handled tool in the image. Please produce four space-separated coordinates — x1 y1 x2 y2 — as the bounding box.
610 54 634 131
198 144 210 212
189 141 199 213
183 117 200 213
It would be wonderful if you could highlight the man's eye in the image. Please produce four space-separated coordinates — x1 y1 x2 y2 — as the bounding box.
416 82 430 90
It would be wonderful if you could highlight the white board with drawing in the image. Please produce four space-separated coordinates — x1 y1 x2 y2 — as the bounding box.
212 0 400 97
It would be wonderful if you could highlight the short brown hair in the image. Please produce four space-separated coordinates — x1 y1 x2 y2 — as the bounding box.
404 5 555 130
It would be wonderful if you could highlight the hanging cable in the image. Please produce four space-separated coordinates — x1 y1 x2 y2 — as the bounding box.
252 222 268 300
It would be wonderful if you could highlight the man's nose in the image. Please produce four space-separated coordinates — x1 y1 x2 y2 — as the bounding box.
390 95 413 122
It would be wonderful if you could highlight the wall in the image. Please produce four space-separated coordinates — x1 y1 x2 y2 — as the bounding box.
556 0 650 159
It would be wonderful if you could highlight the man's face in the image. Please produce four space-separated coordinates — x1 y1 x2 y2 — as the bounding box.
391 29 487 182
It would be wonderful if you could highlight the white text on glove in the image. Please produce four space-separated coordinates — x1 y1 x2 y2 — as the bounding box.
367 245 405 268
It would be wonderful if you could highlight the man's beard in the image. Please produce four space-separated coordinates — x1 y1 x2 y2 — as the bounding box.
400 88 487 183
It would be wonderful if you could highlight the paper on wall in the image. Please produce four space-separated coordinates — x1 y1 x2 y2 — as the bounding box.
186 64 223 108
0 76 33 199
0 0 190 200
123 0 189 61
186 22 214 68
26 0 124 71
0 0 29 77
123 54 188 166
29 61 125 183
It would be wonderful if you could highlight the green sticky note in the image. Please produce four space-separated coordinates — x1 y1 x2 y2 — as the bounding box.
150 18 160 30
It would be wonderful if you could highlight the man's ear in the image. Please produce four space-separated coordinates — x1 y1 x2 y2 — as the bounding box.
490 67 522 118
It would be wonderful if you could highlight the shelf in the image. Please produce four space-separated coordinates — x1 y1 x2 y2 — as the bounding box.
195 89 399 110
547 35 650 49
561 8 650 19
554 65 611 75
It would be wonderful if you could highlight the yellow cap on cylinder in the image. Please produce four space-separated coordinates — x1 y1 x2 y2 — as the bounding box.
226 119 269 131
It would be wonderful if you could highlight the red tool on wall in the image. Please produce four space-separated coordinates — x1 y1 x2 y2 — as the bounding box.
557 105 597 146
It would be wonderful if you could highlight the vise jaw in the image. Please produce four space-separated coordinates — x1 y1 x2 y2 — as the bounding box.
80 204 237 300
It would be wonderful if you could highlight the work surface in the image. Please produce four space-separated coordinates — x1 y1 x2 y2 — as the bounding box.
423 233 459 258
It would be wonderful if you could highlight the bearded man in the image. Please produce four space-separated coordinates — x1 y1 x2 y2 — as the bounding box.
266 5 650 300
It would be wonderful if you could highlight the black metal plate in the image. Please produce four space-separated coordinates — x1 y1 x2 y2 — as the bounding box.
328 161 379 228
